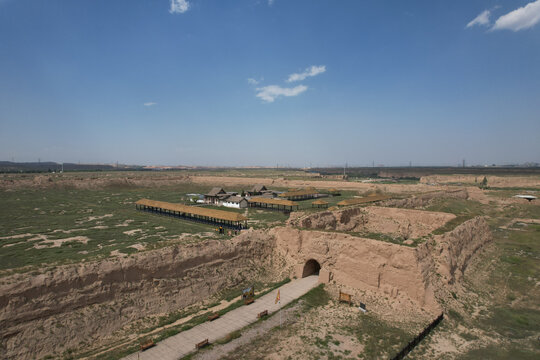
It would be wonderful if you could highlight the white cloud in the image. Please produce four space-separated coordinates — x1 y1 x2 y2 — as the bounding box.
247 78 260 85
144 102 157 107
286 65 326 82
268 0 275 5
492 0 540 31
170 0 190 14
255 85 307 103
466 9 491 28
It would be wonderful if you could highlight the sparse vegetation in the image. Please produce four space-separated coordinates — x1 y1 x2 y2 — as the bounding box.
1 171 539 359
216 330 241 344
343 313 412 359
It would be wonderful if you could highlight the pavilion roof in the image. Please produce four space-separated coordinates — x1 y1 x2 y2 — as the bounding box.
248 197 299 207
136 199 247 222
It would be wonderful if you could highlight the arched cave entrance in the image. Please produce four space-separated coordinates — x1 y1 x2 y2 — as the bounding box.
302 259 321 278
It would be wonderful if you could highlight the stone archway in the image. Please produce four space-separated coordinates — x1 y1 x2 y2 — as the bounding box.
302 259 321 278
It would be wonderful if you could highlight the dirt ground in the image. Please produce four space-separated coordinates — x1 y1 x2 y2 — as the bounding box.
0 172 449 195
209 286 431 360
190 174 448 195
420 174 540 188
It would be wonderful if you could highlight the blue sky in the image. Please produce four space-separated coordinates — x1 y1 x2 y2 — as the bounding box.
0 0 539 167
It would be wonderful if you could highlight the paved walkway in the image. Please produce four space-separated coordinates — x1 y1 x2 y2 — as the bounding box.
122 275 319 360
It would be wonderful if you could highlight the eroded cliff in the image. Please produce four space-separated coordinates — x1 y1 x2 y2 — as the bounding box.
0 216 492 359
0 232 275 359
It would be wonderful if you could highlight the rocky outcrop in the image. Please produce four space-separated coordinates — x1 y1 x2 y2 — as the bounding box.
0 231 276 360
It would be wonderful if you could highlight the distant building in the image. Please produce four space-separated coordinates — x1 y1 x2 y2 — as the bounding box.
248 184 268 196
222 196 249 209
328 188 341 196
279 188 320 201
259 191 279 198
205 187 227 204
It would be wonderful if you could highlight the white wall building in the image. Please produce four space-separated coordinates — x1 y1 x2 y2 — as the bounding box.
221 196 248 209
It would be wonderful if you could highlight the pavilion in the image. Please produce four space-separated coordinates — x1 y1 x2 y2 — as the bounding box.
248 197 299 212
136 199 248 229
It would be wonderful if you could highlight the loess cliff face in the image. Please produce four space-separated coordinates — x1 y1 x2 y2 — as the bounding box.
272 216 492 313
421 216 493 285
271 227 440 311
380 189 469 209
0 232 276 360
288 206 456 240
0 216 492 359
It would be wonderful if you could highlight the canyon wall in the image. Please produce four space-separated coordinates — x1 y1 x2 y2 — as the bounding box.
0 232 275 360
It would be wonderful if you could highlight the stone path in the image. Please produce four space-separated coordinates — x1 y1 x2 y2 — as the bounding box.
122 275 319 360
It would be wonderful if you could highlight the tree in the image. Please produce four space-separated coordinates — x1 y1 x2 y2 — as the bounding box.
480 176 488 189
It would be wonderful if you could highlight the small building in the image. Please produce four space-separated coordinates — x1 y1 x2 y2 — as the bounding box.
222 196 249 209
311 200 329 208
259 191 278 198
248 184 268 196
328 188 341 196
248 197 299 213
205 187 227 205
279 188 319 201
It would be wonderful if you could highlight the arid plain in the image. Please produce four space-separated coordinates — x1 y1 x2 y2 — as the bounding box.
1 169 539 360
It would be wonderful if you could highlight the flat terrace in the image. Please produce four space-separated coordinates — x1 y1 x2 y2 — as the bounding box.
136 199 248 229
248 197 299 212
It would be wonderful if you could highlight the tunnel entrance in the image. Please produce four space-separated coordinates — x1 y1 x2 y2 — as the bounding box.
302 259 321 278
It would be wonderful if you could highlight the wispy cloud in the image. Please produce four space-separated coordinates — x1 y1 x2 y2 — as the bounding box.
247 78 260 85
170 0 190 14
287 65 326 82
256 85 307 103
492 0 540 31
466 9 491 28
144 102 157 107
268 0 275 6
